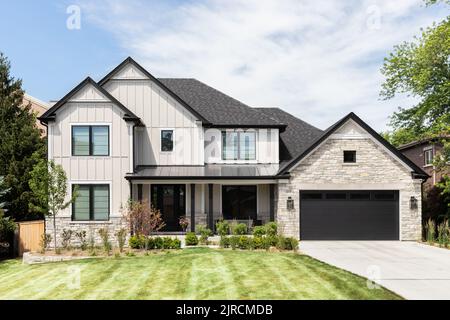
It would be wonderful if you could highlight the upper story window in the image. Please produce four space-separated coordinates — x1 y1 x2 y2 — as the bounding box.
343 150 356 163
72 184 109 221
222 130 256 160
424 149 433 166
72 125 109 156
161 130 174 152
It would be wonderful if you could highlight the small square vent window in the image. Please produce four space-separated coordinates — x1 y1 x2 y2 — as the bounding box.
343 150 356 163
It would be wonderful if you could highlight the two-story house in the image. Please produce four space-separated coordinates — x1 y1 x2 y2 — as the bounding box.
39 57 428 244
399 137 449 190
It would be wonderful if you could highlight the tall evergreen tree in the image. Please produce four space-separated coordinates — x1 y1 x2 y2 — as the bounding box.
0 52 46 221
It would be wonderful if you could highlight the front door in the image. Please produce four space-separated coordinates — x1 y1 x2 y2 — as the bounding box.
151 184 186 231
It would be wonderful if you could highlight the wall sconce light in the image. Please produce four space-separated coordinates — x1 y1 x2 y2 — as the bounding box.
410 196 418 210
287 197 294 210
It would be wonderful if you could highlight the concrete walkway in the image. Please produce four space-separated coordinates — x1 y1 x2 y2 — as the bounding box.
300 241 450 300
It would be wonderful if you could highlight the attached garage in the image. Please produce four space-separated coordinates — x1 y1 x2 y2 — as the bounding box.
300 190 399 240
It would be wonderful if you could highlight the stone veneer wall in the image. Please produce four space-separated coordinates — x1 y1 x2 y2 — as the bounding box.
275 137 423 241
45 216 128 247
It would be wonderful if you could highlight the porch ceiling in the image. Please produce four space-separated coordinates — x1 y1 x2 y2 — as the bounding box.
126 164 288 181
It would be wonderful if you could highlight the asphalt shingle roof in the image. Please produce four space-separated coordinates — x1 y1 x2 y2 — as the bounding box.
158 78 284 126
254 108 323 164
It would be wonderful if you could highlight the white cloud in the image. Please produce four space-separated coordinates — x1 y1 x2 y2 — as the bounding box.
79 0 447 130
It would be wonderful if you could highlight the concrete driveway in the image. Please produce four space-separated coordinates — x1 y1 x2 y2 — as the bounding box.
300 241 450 300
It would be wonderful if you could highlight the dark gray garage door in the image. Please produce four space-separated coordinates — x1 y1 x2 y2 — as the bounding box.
300 190 399 240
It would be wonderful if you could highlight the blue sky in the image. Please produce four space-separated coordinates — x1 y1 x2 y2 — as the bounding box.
1 0 448 130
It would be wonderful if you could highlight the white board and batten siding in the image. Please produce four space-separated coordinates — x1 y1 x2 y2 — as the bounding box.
48 83 131 218
103 63 204 166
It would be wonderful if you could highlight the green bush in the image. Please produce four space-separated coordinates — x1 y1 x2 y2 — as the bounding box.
425 218 436 244
171 238 182 249
264 235 278 248
162 237 174 249
232 223 247 235
216 220 230 236
276 236 299 251
220 236 230 248
252 226 266 237
145 237 155 250
196 225 213 244
229 236 240 250
129 235 146 249
115 228 127 253
75 231 87 251
154 236 164 249
185 232 198 246
238 236 251 249
265 222 278 236
98 228 112 255
251 236 264 250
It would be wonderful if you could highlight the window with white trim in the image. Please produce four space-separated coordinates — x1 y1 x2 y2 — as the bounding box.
424 149 433 166
72 126 109 156
72 184 110 221
161 130 174 152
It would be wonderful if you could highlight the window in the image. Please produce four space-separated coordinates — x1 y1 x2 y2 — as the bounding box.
72 126 109 156
349 192 370 200
325 193 346 200
161 130 174 152
222 130 256 160
222 186 257 220
343 150 356 163
72 184 110 221
373 191 396 201
301 193 322 200
424 149 433 166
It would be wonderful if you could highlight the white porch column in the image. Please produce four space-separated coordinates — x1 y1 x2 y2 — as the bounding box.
127 123 134 173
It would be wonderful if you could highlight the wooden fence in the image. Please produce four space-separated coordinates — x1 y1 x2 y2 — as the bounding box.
17 220 44 256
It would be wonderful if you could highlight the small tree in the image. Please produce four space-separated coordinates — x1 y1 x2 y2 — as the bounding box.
29 159 77 251
124 200 165 236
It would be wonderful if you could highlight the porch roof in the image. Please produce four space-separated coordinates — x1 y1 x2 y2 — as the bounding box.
126 164 289 180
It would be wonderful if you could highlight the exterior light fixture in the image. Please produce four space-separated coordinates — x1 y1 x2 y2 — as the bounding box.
410 196 418 210
287 197 294 210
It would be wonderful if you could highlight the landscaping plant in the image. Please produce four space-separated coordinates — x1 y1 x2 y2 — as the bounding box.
185 232 198 246
437 220 449 248
115 228 127 253
124 200 165 236
265 222 278 236
61 229 73 250
179 216 189 232
0 210 15 244
29 160 78 251
98 228 112 255
425 218 436 244
252 226 266 237
39 233 52 254
75 231 87 251
196 225 212 244
231 223 247 235
215 219 229 236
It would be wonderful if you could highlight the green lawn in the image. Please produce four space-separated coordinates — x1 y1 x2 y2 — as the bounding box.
0 248 401 300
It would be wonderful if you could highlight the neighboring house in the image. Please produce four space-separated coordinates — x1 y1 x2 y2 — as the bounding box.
23 93 49 135
38 57 428 244
399 137 449 189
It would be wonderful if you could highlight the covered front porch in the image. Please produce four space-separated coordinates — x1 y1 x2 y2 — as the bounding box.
126 165 288 233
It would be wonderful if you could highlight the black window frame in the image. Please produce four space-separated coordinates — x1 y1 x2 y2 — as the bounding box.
71 125 110 156
343 150 356 163
161 129 174 152
72 184 110 221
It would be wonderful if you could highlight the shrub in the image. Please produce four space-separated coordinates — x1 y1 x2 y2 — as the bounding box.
162 237 174 249
88 229 95 251
145 237 155 250
220 236 230 248
229 236 240 250
232 223 247 235
171 238 182 249
437 220 449 248
129 235 146 249
251 236 264 250
216 220 230 236
264 235 278 248
61 229 73 250
115 228 127 253
124 200 165 235
0 211 16 243
196 225 213 244
276 236 299 251
39 233 52 253
425 218 436 244
252 226 266 237
75 231 87 251
153 236 164 249
185 232 198 246
265 222 278 237
98 228 112 255
238 236 250 249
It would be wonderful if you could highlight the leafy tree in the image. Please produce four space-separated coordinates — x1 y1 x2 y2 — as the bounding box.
29 159 77 250
380 1 450 146
0 52 46 221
